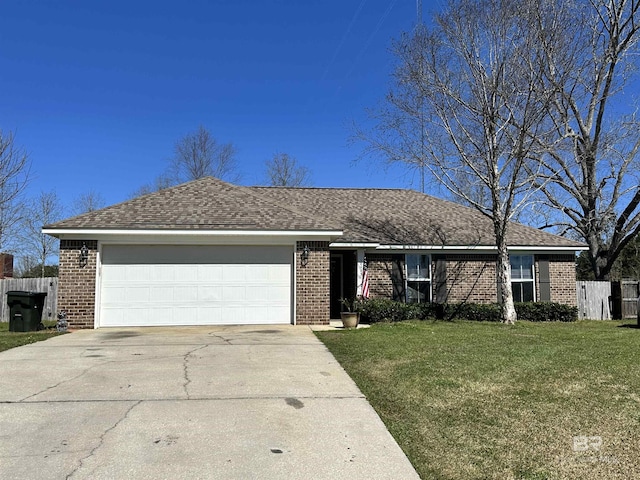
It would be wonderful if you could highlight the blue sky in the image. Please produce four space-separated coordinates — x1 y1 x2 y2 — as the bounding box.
2 0 433 212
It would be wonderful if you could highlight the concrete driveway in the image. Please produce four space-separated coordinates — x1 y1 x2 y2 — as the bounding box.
0 326 419 479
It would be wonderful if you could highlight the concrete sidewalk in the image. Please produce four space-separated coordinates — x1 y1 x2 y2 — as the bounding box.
0 326 419 479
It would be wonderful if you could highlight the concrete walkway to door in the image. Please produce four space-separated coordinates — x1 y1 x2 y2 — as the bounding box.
0 325 419 480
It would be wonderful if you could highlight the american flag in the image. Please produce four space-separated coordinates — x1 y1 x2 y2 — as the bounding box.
362 256 370 299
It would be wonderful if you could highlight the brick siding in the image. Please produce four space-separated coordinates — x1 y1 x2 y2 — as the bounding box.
58 240 97 329
295 241 330 325
364 252 577 306
548 254 577 306
444 254 498 303
367 254 403 299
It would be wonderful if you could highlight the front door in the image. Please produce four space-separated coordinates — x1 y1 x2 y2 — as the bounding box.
330 251 357 319
330 254 343 319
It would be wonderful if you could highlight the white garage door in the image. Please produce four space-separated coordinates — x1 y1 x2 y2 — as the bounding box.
99 245 293 327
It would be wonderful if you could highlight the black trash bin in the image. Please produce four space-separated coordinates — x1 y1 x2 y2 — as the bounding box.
6 291 48 332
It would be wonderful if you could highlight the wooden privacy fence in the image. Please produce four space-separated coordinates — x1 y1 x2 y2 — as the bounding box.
577 280 639 320
612 280 639 320
0 277 58 323
577 281 612 320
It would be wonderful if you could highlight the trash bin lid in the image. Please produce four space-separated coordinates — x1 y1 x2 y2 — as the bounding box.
6 291 47 297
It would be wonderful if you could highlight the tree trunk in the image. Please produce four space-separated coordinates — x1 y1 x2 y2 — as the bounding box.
497 242 517 324
586 231 611 281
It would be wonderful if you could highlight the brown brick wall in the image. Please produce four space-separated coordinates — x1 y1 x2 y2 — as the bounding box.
365 252 576 306
549 254 577 306
296 241 330 325
367 254 403 299
445 254 498 303
58 240 97 329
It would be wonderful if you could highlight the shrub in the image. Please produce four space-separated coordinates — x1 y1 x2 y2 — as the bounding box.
357 299 578 323
514 302 577 322
358 298 423 323
441 303 503 322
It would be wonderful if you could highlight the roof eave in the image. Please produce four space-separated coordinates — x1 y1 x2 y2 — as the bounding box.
371 244 586 252
42 228 344 241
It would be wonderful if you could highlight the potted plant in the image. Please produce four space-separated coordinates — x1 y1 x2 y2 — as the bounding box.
340 298 361 329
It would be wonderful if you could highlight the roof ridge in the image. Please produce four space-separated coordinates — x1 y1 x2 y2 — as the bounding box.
251 185 409 192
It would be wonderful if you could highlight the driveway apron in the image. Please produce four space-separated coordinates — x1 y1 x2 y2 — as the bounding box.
0 326 419 479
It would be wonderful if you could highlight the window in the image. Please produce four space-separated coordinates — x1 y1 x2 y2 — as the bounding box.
405 254 431 303
510 255 535 302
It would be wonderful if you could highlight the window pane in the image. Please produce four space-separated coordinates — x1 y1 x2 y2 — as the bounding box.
511 256 522 280
510 255 533 280
407 281 431 303
512 281 522 302
521 282 534 302
406 254 430 280
520 256 533 280
511 281 534 303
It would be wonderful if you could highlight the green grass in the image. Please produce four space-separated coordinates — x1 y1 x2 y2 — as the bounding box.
0 320 64 352
317 320 640 480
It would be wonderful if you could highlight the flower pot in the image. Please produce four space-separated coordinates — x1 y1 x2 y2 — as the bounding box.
340 312 360 329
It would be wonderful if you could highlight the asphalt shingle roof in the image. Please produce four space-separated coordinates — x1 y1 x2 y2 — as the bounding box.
45 177 584 248
253 186 584 248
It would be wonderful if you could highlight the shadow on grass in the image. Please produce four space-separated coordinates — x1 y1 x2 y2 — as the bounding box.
617 323 640 329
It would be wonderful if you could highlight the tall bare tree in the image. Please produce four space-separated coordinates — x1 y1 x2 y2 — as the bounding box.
70 189 106 216
531 0 640 280
129 173 173 198
169 126 239 184
358 0 552 323
20 191 63 277
0 129 30 252
265 153 311 187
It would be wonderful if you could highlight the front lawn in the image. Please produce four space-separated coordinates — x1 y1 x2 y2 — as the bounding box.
0 321 63 353
317 320 640 479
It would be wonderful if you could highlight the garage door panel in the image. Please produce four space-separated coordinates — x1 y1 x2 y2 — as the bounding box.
198 286 222 302
99 245 293 327
223 265 246 282
152 266 175 282
173 286 198 302
196 307 223 323
197 265 223 282
149 286 174 303
174 265 197 282
222 285 246 302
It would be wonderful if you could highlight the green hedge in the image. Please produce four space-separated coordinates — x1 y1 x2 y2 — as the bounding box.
357 298 424 323
357 299 577 323
514 302 577 322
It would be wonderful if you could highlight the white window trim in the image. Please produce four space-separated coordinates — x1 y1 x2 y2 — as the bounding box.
405 253 432 303
510 254 536 302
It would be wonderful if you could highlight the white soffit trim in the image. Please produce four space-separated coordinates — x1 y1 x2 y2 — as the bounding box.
43 228 343 240
373 244 586 252
329 242 381 248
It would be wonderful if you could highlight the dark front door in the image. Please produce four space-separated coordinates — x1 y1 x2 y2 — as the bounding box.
330 251 357 319
330 254 343 319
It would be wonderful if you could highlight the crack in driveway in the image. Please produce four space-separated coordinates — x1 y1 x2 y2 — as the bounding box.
208 332 233 344
18 362 106 402
65 400 141 480
183 345 208 398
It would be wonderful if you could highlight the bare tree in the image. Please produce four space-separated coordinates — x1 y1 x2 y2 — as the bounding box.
265 153 311 187
129 173 173 198
169 126 239 183
70 189 106 216
20 191 63 277
0 129 30 251
358 0 552 323
530 0 640 280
